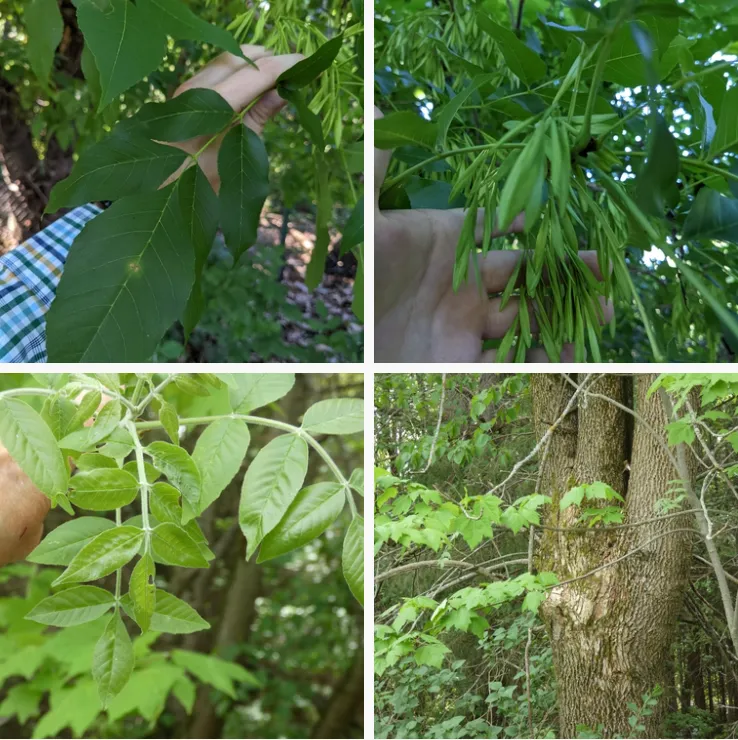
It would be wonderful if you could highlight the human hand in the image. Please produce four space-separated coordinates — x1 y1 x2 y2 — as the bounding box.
374 108 613 362
0 445 50 567
167 45 304 192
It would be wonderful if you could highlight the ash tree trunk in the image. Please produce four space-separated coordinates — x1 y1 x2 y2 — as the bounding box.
530 374 696 738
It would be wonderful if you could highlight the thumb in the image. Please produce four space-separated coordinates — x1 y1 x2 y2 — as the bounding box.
374 107 392 211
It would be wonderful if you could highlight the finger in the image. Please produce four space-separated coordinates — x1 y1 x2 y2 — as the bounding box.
480 348 514 362
175 45 274 96
214 53 305 113
374 107 392 210
244 89 288 136
473 208 526 242
483 296 538 340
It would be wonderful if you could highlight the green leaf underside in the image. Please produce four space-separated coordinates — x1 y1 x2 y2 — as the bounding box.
53 526 144 587
0 398 68 499
149 482 185 524
239 433 309 560
46 186 194 362
93 612 134 708
69 469 140 511
129 553 156 632
180 164 219 338
25 586 115 627
258 482 345 561
144 0 246 60
146 441 202 518
710 86 738 158
192 418 250 513
131 87 235 142
76 0 167 113
301 398 364 435
120 590 209 633
25 0 64 86
171 650 261 697
151 523 209 568
684 188 738 243
477 14 546 85
342 516 364 605
217 125 270 262
47 129 187 212
58 400 123 451
375 111 438 150
229 373 295 413
28 517 116 566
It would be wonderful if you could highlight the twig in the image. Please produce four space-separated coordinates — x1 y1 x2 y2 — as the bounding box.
516 0 525 31
409 373 446 474
374 557 529 584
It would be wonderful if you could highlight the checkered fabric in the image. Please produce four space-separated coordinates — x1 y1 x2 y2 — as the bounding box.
0 204 101 363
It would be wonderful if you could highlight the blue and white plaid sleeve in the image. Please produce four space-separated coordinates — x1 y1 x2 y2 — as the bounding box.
0 204 102 363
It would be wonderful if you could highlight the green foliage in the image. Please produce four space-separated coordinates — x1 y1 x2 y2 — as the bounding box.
376 0 738 361
5 0 363 360
0 373 363 708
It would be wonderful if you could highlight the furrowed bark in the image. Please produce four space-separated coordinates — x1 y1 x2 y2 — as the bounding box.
532 374 696 738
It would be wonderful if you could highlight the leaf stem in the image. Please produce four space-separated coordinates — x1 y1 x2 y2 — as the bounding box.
115 508 122 602
135 414 357 515
0 388 56 400
124 420 152 548
575 35 613 152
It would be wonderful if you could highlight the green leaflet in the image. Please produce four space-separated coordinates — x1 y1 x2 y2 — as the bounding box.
149 482 184 525
41 395 78 440
258 482 345 561
636 114 680 217
229 373 295 413
28 516 116 566
179 164 219 339
142 0 247 61
25 0 63 87
374 111 438 150
217 125 270 262
146 442 202 520
277 87 331 290
476 14 546 85
710 87 738 158
122 460 160 483
0 397 68 500
131 88 235 142
120 590 210 634
276 34 343 90
684 188 738 243
436 74 497 148
191 418 250 514
349 468 364 496
46 128 188 212
301 398 364 435
46 186 194 362
158 402 180 445
340 197 364 253
239 433 309 559
76 0 167 112
171 650 261 696
25 586 115 627
68 391 103 431
342 516 364 605
129 554 156 633
69 469 140 511
58 400 123 451
151 523 209 568
53 526 144 587
93 612 134 708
